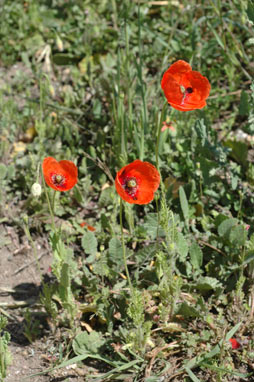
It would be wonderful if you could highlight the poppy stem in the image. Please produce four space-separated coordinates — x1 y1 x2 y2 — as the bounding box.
155 101 168 169
119 198 133 294
44 181 56 232
155 101 168 247
52 191 56 216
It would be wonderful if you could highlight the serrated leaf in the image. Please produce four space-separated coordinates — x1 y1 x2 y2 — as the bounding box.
195 277 222 291
176 232 188 261
73 331 105 356
143 213 164 239
179 186 189 225
81 231 97 255
99 186 114 206
92 257 109 277
159 322 185 332
108 237 123 266
189 241 202 269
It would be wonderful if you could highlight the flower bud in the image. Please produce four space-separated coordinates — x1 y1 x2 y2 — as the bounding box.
56 35 64 52
31 183 42 197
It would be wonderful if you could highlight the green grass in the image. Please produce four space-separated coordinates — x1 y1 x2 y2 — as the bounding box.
1 0 254 381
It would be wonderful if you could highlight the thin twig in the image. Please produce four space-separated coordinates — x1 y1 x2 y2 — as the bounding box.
209 87 251 100
13 250 49 275
0 307 14 319
82 151 114 184
13 244 31 256
198 240 226 257
0 299 39 309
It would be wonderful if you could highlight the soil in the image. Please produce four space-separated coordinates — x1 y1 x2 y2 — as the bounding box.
0 223 84 382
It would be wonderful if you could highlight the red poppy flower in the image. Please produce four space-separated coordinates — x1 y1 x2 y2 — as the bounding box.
229 338 241 349
161 60 211 111
42 157 78 192
115 160 160 204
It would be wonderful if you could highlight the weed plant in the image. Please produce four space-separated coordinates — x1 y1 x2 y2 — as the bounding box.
1 0 254 381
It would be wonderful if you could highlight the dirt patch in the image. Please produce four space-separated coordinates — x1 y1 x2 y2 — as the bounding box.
6 343 49 382
0 224 50 381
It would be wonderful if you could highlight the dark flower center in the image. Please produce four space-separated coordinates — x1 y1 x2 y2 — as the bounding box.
186 87 193 94
122 177 138 200
51 173 65 186
126 179 137 188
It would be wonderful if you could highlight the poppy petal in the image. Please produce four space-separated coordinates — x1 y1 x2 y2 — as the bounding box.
163 60 192 82
181 71 211 105
161 73 183 106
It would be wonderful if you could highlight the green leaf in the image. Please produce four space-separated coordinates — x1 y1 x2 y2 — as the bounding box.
207 21 224 49
243 250 254 265
0 164 7 180
73 331 105 356
195 277 222 292
81 231 97 255
73 186 83 204
53 53 81 65
91 359 142 382
28 351 138 379
214 213 229 228
179 186 189 225
101 213 113 232
108 237 123 266
239 90 249 116
99 187 115 206
92 256 109 276
218 218 238 238
218 218 246 246
143 213 164 239
177 302 200 318
229 224 247 246
185 367 201 382
247 0 254 23
189 241 203 269
176 232 189 262
201 362 251 378
224 139 248 167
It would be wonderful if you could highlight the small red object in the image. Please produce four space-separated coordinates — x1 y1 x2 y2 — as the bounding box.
229 338 241 349
80 222 96 231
